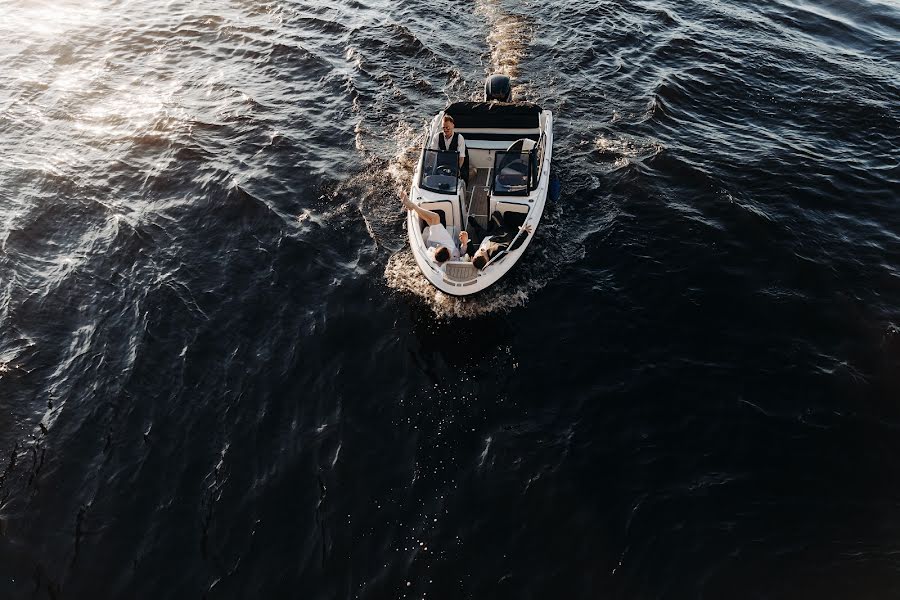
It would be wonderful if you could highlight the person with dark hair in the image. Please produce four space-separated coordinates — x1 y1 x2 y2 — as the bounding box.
430 115 468 184
468 211 532 270
402 194 473 265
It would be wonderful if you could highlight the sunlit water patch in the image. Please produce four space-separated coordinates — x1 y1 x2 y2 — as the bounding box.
474 0 534 93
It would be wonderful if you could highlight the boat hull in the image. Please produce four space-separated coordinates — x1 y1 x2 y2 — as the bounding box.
406 103 553 296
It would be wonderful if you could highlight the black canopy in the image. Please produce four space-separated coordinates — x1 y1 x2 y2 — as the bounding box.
444 101 542 129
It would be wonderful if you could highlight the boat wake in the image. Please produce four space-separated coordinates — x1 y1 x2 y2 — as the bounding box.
383 249 533 318
334 1 567 317
475 0 533 88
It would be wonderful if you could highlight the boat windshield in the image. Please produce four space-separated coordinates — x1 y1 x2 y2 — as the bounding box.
492 150 533 196
419 149 460 194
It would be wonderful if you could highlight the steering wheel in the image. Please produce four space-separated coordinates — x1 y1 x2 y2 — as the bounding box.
436 164 455 177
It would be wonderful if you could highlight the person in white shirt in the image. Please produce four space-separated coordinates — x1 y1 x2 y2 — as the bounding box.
430 115 468 184
401 193 473 264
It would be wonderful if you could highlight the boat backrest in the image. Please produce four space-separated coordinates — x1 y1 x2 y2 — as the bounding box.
493 200 529 228
505 138 536 155
420 199 456 230
444 101 541 129
459 131 540 150
444 102 542 150
444 261 477 283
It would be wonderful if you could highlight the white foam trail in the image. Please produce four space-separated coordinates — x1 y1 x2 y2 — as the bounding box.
386 121 425 191
341 3 571 317
383 249 532 319
475 0 533 82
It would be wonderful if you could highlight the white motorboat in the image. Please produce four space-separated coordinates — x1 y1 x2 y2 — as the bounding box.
405 75 554 296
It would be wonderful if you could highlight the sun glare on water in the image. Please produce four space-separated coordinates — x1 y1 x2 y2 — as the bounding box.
1 0 108 39
1 0 195 176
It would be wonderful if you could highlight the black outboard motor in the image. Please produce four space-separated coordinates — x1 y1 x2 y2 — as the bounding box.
485 74 512 102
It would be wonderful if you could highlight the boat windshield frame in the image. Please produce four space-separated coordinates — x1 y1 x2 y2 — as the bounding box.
418 149 460 195
491 149 536 196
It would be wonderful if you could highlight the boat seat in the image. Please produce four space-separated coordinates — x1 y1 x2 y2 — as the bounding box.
500 210 526 230
458 130 540 151
499 160 529 178
419 209 446 230
505 138 537 154
419 199 454 229
494 138 536 191
444 261 477 283
493 200 529 229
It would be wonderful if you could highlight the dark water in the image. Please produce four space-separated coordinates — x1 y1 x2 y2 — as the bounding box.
2 0 900 597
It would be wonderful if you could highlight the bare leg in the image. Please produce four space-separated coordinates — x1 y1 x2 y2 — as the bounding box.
401 194 440 226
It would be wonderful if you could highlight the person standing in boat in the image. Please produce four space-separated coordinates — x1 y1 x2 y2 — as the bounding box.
401 193 474 264
430 115 469 185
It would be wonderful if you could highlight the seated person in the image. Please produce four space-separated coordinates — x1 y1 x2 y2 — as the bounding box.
430 115 469 185
468 211 532 270
401 194 473 264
